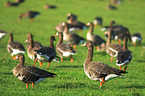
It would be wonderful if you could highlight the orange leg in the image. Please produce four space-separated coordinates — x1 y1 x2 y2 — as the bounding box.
79 30 82 32
100 77 105 88
26 84 29 89
12 55 15 59
30 18 33 22
74 45 76 50
119 66 122 70
33 58 38 66
123 66 127 71
39 62 42 67
32 83 34 89
118 40 121 44
47 62 50 68
97 46 99 51
71 56 73 63
113 40 115 43
70 45 73 47
133 43 136 47
111 57 113 62
61 58 63 62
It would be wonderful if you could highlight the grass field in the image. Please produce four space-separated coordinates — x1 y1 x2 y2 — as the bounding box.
0 0 145 95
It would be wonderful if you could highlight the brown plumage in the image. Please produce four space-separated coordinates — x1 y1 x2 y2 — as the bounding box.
44 3 57 9
13 54 56 89
7 33 25 59
81 41 127 88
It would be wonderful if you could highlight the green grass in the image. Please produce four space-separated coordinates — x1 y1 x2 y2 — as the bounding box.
0 0 145 95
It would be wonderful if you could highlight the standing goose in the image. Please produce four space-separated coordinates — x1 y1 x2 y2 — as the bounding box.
13 54 56 89
105 30 123 62
7 33 25 59
18 11 40 22
86 22 106 51
24 33 43 49
131 33 142 47
81 41 127 88
55 32 76 62
33 36 56 68
116 28 132 70
62 22 86 50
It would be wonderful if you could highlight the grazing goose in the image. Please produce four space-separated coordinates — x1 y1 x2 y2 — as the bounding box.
13 54 56 89
105 30 123 62
7 33 25 59
116 31 132 70
4 1 19 7
106 2 117 10
44 3 57 9
131 33 142 47
93 17 103 27
55 32 76 62
15 0 24 3
0 30 6 39
86 22 106 51
24 33 43 49
18 11 40 22
33 36 56 68
81 41 127 88
62 22 86 50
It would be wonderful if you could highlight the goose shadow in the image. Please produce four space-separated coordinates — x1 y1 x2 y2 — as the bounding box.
119 84 145 89
0 72 13 75
136 60 145 62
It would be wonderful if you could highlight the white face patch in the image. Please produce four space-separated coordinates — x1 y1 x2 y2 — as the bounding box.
62 22 65 26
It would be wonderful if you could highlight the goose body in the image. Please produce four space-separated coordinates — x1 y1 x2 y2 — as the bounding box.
62 22 86 49
86 22 106 51
18 11 40 22
131 33 142 46
7 33 25 59
93 17 103 27
0 30 6 39
13 54 56 89
34 36 56 68
81 41 127 88
116 29 132 70
55 32 76 62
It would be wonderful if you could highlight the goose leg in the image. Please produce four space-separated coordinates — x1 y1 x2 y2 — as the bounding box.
123 66 127 71
96 46 99 51
111 57 113 62
26 84 29 89
100 77 105 88
39 62 42 67
70 45 73 47
47 62 50 68
71 56 73 63
74 45 76 50
118 40 121 44
30 18 33 22
32 83 34 89
61 58 63 62
113 40 115 43
33 58 38 66
119 66 122 70
12 55 15 59
133 43 136 47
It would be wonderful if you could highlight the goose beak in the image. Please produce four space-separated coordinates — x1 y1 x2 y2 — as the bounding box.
81 42 86 47
24 39 28 43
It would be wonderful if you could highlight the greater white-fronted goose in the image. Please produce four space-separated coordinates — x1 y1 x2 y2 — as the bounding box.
55 32 76 62
7 33 25 59
105 30 123 62
81 41 127 88
62 22 86 50
116 32 132 70
44 3 57 9
67 13 77 22
15 0 24 3
13 54 56 89
103 21 131 44
86 22 106 51
24 33 43 49
0 30 6 39
4 1 19 7
33 36 56 68
131 33 142 47
18 11 40 22
93 17 103 27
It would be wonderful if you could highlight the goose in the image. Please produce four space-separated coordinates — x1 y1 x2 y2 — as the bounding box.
24 33 43 49
93 17 103 27
86 22 106 51
116 31 132 70
62 22 86 50
106 2 117 10
15 0 24 3
54 32 76 62
44 3 57 9
18 11 40 22
0 30 6 39
33 36 56 68
4 1 19 7
13 54 56 89
67 13 77 22
81 41 127 88
131 33 142 47
7 33 25 59
105 30 123 62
